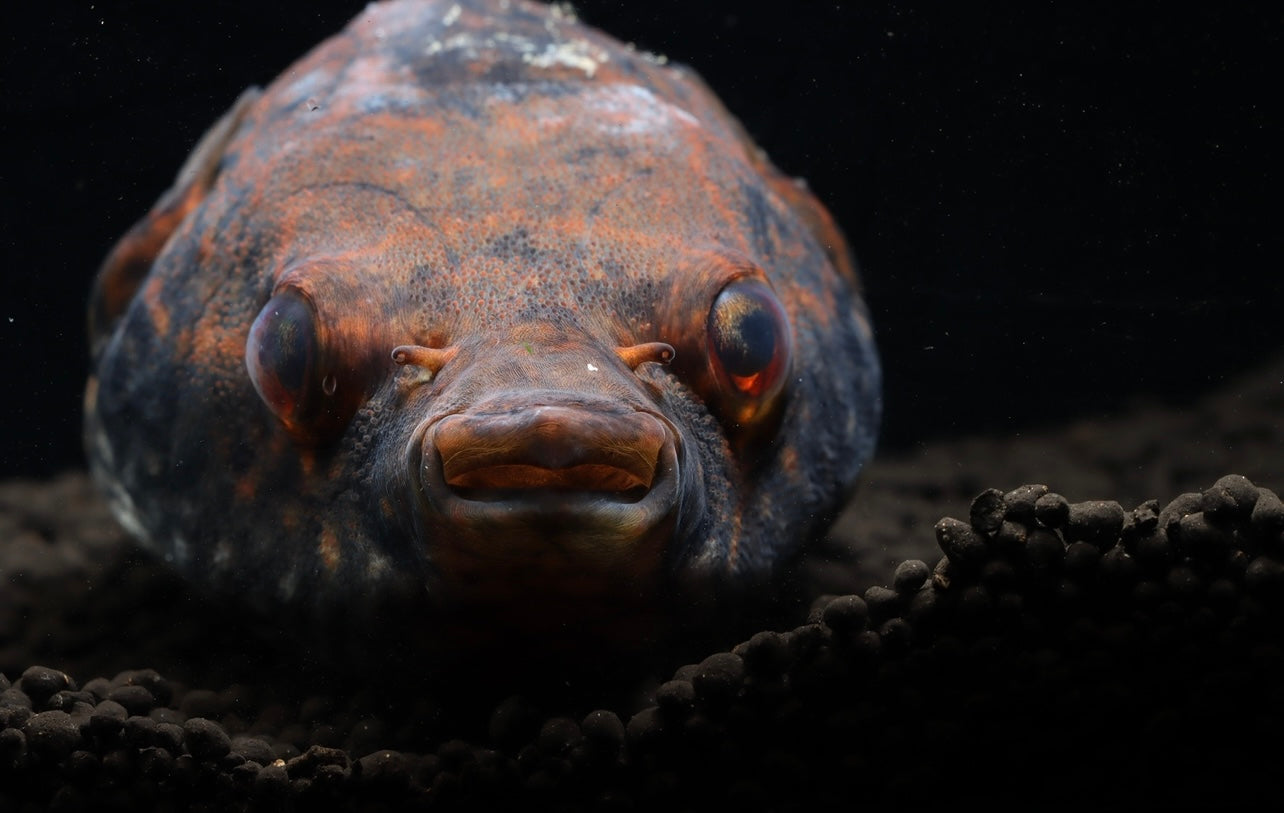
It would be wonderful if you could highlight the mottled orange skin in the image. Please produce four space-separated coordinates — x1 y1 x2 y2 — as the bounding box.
85 0 880 645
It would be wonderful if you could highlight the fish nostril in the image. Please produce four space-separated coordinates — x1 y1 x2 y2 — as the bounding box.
615 342 675 370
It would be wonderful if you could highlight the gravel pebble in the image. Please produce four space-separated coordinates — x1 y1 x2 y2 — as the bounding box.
184 717 232 760
1034 492 1070 528
23 710 82 758
1065 500 1126 547
935 517 989 566
18 666 73 704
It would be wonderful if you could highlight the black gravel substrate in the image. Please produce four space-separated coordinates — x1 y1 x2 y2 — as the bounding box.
4 473 1284 811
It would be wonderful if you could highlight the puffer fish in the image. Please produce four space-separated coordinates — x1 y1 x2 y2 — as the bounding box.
84 0 880 647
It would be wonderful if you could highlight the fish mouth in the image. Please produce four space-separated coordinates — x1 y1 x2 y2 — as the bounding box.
413 403 682 570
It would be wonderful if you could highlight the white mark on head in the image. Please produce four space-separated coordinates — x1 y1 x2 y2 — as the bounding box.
577 83 701 137
587 362 599 372
522 39 609 78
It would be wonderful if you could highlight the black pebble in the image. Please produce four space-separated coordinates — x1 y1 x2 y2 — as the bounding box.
1004 484 1049 523
691 653 744 709
655 680 694 721
155 722 186 754
232 734 277 766
1250 488 1284 542
356 750 411 788
1100 546 1139 584
1202 475 1259 522
1166 565 1204 601
980 558 1017 592
579 709 625 757
122 715 159 748
87 700 128 741
537 717 582 757
138 746 174 781
116 669 173 707
879 618 914 651
1245 556 1284 593
255 762 291 798
1034 493 1070 528
733 630 793 677
935 517 989 567
1065 501 1126 548
1131 500 1160 536
1064 540 1102 574
23 710 83 759
863 586 901 623
287 744 351 780
970 489 1007 535
184 717 233 760
107 685 155 716
625 707 662 750
1134 531 1174 570
822 595 870 635
65 749 99 787
0 727 26 765
1024 529 1065 571
18 666 73 705
1158 493 1205 539
79 678 111 702
993 521 1029 556
1176 512 1232 559
893 560 931 594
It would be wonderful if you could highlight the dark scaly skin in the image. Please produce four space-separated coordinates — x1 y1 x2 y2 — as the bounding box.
85 0 880 648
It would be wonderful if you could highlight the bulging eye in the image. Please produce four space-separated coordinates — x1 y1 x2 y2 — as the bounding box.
705 278 792 424
246 288 350 441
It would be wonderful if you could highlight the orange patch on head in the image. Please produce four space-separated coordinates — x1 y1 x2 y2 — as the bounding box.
319 528 341 573
142 275 171 338
779 445 800 479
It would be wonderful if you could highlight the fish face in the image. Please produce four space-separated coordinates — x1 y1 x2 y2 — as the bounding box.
399 334 690 611
85 0 881 646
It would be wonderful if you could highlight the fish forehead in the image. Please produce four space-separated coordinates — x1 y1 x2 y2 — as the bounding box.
196 0 804 334
222 104 736 329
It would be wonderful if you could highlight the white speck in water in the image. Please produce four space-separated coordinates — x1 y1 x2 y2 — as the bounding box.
442 4 461 26
587 363 599 372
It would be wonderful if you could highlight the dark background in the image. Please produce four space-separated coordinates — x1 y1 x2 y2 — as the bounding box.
3 1 1280 479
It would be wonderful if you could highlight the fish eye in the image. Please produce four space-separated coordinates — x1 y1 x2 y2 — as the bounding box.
246 287 350 441
705 278 792 423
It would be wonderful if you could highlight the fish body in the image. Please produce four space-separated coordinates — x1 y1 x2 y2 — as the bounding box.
85 0 880 644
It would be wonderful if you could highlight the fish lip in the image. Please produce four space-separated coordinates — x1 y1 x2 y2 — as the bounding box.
407 404 685 564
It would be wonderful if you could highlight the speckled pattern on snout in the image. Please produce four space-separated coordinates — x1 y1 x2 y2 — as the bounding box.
84 0 880 643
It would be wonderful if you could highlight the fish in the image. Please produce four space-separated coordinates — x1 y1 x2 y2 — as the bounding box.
84 0 880 648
